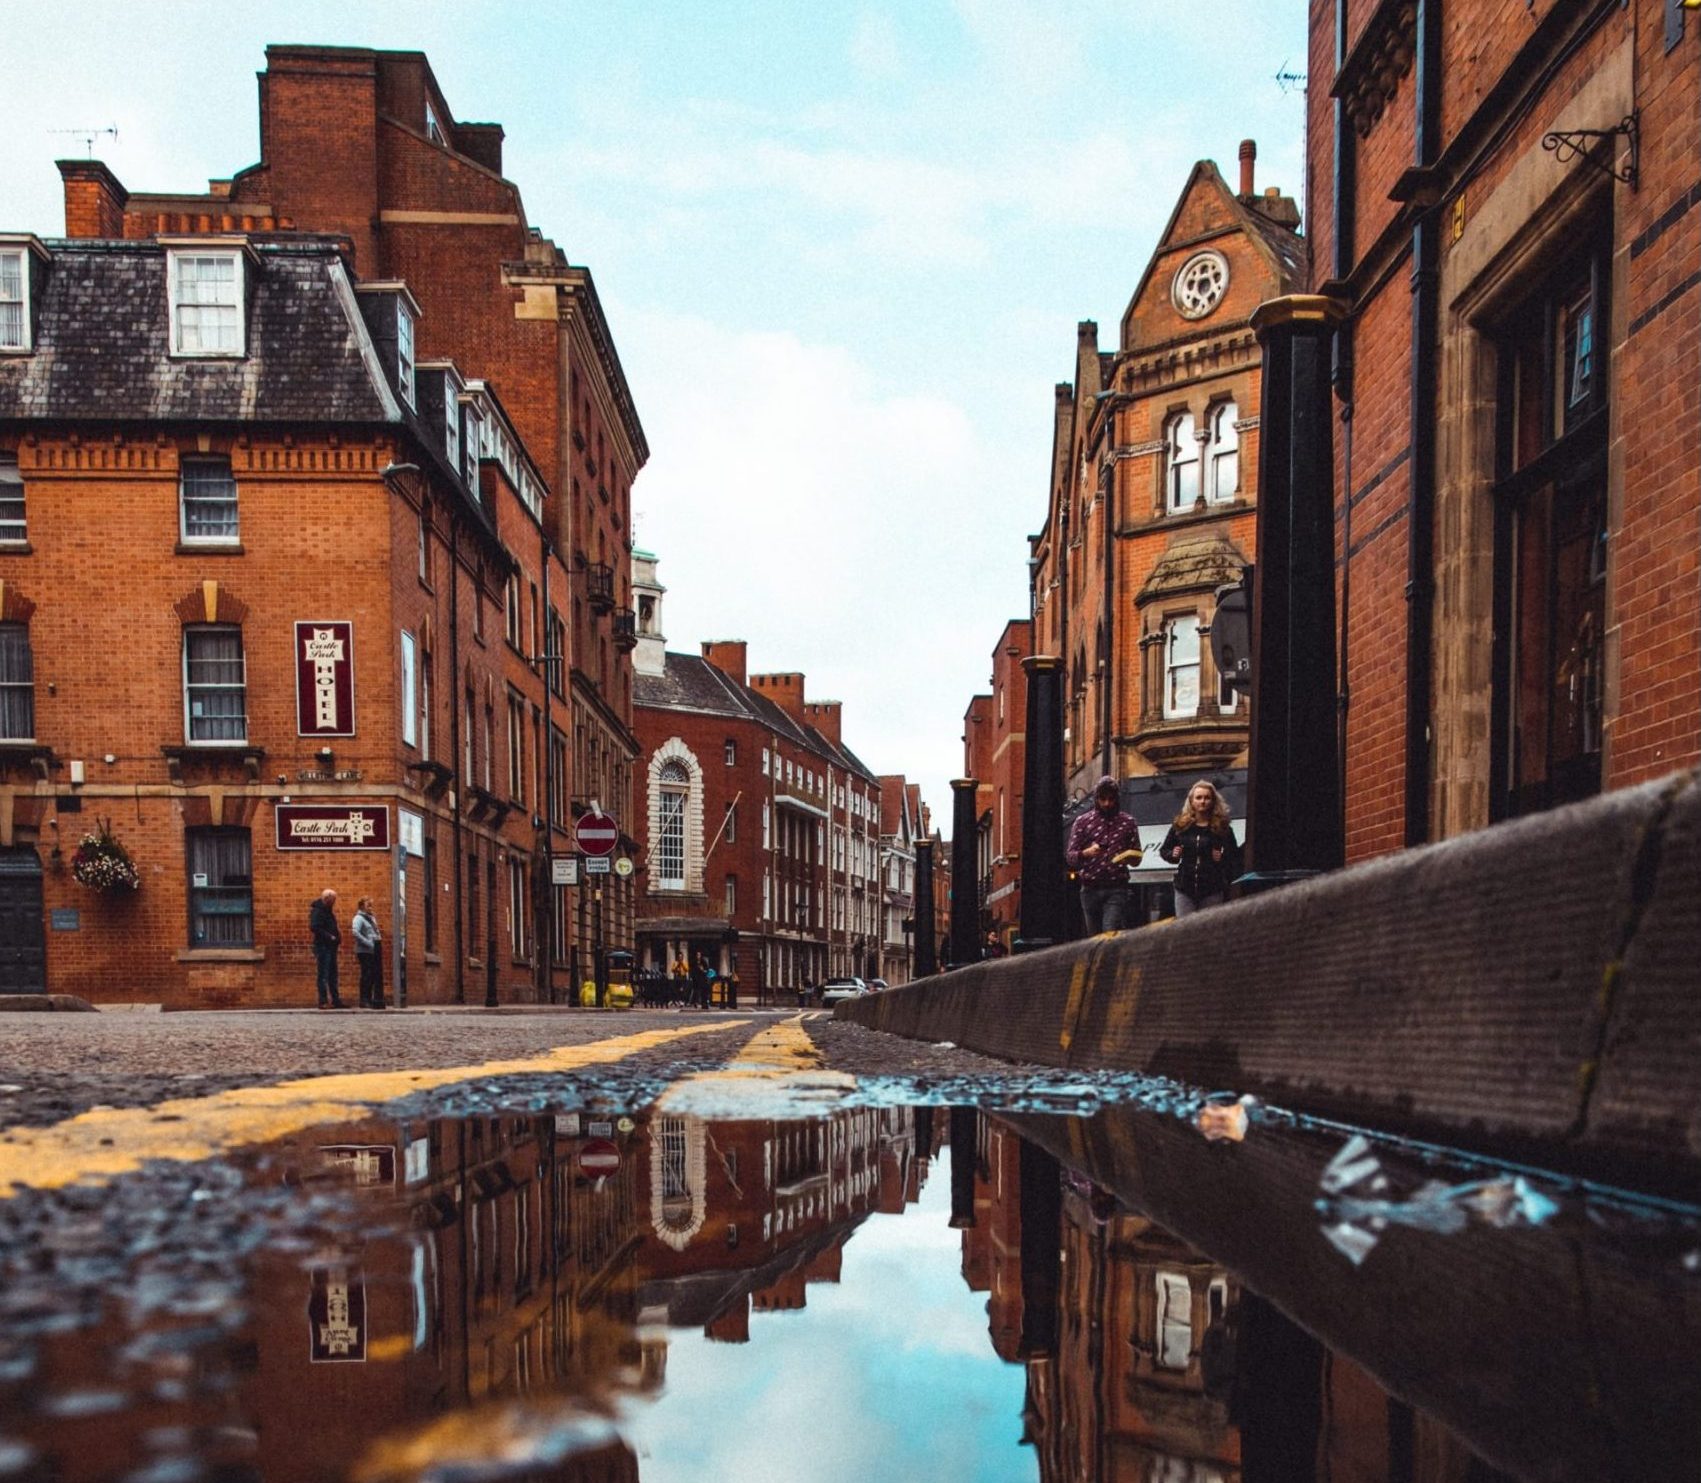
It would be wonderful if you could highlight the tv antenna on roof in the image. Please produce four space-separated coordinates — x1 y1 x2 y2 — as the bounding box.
1275 62 1308 95
50 124 119 159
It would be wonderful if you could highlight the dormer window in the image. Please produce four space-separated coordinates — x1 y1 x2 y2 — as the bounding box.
424 98 446 146
396 301 416 408
462 403 482 491
0 249 28 352
444 388 460 470
168 248 244 357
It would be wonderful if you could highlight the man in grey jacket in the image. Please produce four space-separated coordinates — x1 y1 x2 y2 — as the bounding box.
352 897 384 1009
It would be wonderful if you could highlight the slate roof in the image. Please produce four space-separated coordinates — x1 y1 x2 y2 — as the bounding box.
0 238 394 425
637 652 880 786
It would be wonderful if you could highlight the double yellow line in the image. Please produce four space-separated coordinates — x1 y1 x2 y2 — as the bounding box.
0 1020 744 1200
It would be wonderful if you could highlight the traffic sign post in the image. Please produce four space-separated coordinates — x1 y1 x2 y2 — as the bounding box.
573 810 618 1007
578 1139 620 1180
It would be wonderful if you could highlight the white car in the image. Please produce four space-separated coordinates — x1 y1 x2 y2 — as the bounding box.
821 976 869 1005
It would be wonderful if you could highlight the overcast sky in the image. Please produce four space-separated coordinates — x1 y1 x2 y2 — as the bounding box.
0 1 1307 827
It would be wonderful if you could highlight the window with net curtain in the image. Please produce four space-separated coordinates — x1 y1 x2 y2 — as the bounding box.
1166 411 1200 510
1208 401 1239 501
657 759 688 890
184 625 246 742
0 623 33 739
187 827 252 946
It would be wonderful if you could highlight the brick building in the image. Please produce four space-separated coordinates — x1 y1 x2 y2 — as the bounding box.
44 44 647 993
630 553 885 997
1029 144 1301 915
1299 0 1698 853
0 234 579 1006
960 619 1033 950
873 775 922 985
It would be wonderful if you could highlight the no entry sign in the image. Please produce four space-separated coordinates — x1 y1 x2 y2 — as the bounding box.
575 809 619 857
577 1138 620 1177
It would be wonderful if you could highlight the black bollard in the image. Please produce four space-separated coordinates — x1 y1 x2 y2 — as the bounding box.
948 1105 979 1229
1016 1139 1062 1357
1016 656 1067 951
949 778 982 967
913 839 937 978
1244 295 1346 891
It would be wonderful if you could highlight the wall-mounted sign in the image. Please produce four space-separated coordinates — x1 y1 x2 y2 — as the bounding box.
585 855 611 875
308 1265 367 1363
319 1144 398 1186
551 855 579 886
295 621 355 738
398 808 424 859
50 908 80 932
276 804 391 851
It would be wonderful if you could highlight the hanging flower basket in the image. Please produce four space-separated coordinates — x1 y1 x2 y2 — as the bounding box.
71 818 142 894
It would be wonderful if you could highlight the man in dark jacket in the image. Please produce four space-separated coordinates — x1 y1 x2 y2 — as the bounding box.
309 888 345 1009
1065 776 1144 934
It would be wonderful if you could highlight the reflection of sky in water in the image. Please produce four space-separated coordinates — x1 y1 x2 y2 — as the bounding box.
621 1146 1035 1482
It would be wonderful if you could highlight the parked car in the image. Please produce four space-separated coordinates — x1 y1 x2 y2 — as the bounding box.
867 978 889 992
821 976 870 1005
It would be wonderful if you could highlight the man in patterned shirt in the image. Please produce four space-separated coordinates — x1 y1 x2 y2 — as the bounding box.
1065 776 1144 934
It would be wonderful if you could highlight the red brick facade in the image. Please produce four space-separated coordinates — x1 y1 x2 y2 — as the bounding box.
1307 0 1700 853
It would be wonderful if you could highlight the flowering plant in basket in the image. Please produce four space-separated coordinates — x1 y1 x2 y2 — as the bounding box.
71 818 142 893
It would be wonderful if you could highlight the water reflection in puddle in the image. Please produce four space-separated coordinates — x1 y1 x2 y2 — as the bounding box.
0 1101 1695 1481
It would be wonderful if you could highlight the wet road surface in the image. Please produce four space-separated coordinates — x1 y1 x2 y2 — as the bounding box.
1 1009 1697 1480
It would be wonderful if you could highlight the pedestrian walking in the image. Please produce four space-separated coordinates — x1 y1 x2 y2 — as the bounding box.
1159 780 1242 917
309 888 345 1009
352 896 384 1009
1065 775 1144 935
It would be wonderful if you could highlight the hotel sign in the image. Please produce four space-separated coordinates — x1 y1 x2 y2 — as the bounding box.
295 620 355 737
276 805 391 851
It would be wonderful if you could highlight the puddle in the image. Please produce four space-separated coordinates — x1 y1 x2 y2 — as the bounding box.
0 1100 1695 1481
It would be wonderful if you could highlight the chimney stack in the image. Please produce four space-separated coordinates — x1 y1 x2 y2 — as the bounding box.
1239 139 1256 198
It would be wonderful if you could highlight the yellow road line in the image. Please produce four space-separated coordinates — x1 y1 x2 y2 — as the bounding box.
0 1021 744 1200
655 1014 855 1114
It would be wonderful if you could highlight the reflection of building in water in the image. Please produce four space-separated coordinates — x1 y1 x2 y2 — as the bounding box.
633 1107 925 1341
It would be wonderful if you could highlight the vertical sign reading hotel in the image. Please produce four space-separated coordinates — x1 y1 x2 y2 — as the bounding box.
295 620 355 737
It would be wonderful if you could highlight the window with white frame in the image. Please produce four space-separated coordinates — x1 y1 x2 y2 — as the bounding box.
400 631 418 747
444 394 460 471
179 457 238 543
762 800 771 849
506 692 526 804
462 403 482 491
1154 1271 1193 1370
508 856 528 958
0 453 23 542
724 875 737 916
1163 615 1201 719
0 249 27 351
0 623 33 740
168 250 243 357
183 625 247 742
724 738 736 766
1208 401 1240 502
424 98 446 145
657 760 688 890
396 300 416 408
1165 411 1200 511
724 803 736 844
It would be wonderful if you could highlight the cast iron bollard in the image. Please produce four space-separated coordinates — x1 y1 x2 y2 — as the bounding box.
1016 655 1067 951
949 777 981 967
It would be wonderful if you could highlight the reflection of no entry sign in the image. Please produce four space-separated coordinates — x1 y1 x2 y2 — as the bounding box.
578 1139 620 1177
575 809 618 857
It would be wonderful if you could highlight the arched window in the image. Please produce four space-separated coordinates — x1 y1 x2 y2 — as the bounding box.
1208 402 1240 502
1165 413 1199 511
657 759 688 890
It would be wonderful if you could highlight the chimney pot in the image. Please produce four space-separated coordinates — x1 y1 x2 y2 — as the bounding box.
1238 139 1256 198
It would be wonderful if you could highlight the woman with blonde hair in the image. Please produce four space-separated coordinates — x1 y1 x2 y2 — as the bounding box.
1158 780 1241 917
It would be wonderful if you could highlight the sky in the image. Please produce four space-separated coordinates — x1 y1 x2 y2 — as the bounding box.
620 1141 1033 1481
0 1 1309 827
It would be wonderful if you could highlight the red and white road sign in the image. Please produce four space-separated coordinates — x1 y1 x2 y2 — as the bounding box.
577 1138 620 1177
574 809 619 857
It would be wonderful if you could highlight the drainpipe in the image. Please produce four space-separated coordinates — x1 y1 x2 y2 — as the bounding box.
448 518 465 1004
1406 0 1442 846
539 530 554 1003
1334 0 1359 833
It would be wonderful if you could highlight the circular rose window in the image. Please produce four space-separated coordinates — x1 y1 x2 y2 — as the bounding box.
1172 251 1229 319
